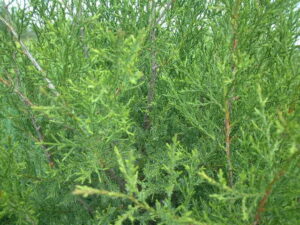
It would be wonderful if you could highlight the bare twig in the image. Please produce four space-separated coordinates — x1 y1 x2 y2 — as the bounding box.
0 16 59 97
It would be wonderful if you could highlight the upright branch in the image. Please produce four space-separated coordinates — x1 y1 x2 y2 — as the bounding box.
0 16 59 97
224 0 240 187
143 0 174 130
143 1 158 130
80 26 89 59
224 99 234 187
78 2 89 59
61 0 89 59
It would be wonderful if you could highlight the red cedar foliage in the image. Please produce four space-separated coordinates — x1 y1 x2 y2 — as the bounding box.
0 1 299 225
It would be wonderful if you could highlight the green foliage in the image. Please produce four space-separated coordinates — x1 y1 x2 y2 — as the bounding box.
0 0 299 224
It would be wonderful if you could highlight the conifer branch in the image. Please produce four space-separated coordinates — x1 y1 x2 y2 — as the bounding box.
73 185 209 225
224 0 241 187
73 186 152 211
144 1 158 130
98 159 126 192
143 0 175 130
0 76 54 167
77 2 89 59
80 26 89 58
156 0 174 25
224 99 234 187
60 0 89 59
0 16 59 97
76 198 94 218
253 151 300 225
105 168 126 193
253 169 285 225
0 77 34 107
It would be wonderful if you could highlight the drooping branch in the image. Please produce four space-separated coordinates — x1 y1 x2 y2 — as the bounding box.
0 16 59 97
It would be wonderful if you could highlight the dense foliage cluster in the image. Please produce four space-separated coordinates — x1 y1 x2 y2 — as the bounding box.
0 0 299 224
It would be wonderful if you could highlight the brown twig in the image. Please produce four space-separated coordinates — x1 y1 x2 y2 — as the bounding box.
253 150 300 225
253 170 285 225
0 16 59 97
224 0 241 187
0 76 54 167
224 99 234 187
